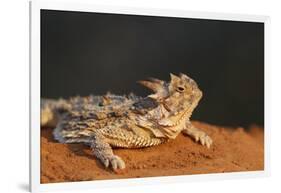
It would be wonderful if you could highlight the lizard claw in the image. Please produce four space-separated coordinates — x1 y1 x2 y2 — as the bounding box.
103 155 126 170
193 131 213 148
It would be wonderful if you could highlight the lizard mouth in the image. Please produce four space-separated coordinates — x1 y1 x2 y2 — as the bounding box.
157 108 190 139
170 109 189 126
158 107 189 127
175 109 189 125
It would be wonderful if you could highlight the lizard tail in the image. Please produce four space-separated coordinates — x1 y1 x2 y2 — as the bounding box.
41 98 69 128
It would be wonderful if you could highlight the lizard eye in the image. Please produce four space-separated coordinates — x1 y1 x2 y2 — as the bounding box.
176 86 185 92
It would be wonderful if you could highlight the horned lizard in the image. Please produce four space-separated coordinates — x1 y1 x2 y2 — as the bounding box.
41 73 212 170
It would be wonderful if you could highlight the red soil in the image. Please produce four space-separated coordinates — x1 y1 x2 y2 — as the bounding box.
41 121 264 183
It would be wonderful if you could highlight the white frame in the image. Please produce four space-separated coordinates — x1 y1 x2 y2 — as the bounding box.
29 0 270 192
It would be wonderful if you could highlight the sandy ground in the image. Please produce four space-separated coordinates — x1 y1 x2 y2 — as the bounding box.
41 121 264 183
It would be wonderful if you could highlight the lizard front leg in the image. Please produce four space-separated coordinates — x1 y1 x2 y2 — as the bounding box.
182 121 213 148
90 131 125 170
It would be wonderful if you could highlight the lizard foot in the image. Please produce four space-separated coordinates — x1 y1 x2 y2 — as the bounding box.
193 131 213 148
102 155 126 170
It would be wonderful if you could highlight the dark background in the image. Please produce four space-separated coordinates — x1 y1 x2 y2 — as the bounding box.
41 10 264 128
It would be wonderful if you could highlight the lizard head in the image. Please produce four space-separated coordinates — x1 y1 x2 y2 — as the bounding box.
138 73 202 115
138 73 202 138
164 73 203 116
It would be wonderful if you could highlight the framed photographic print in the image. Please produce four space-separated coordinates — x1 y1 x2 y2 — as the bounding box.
30 0 270 192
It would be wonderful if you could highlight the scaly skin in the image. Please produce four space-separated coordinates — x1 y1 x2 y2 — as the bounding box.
41 73 213 170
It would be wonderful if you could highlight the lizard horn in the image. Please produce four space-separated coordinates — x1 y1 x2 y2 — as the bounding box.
147 77 165 85
170 73 181 82
137 80 163 93
179 73 192 81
